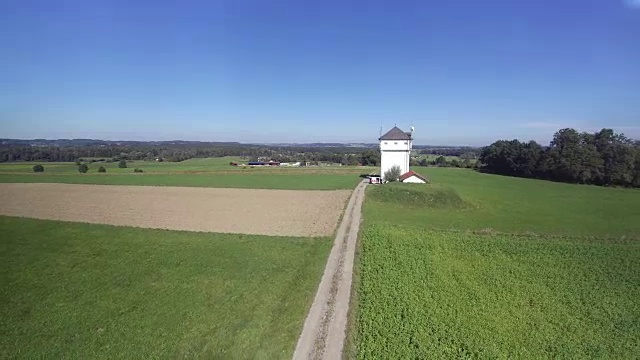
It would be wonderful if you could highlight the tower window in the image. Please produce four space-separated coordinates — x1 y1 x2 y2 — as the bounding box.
384 142 387 145
394 142 398 145
404 142 408 145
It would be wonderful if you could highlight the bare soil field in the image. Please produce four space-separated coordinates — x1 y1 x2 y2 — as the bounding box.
0 183 350 237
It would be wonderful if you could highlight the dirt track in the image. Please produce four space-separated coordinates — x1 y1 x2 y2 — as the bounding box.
0 183 350 237
293 179 367 359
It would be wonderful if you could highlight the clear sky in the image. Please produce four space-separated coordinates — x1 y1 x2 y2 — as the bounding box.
1 0 639 145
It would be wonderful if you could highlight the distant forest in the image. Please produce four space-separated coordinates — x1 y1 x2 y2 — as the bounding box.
480 128 640 187
0 139 382 166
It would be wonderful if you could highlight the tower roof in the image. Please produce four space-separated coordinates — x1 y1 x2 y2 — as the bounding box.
379 126 412 140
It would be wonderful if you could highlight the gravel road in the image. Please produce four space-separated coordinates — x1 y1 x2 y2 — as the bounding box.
293 179 367 359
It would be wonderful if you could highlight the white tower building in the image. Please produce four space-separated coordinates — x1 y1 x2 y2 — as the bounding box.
379 126 413 180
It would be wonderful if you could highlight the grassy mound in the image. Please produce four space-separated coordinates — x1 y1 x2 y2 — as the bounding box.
368 183 468 209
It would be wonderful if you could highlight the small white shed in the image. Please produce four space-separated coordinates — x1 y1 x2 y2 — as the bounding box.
399 170 428 184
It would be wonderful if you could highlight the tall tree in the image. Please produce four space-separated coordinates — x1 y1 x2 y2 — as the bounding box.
545 128 602 183
633 145 640 187
516 140 544 177
591 129 635 185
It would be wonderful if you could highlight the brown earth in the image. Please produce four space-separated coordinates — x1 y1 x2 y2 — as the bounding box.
0 183 350 237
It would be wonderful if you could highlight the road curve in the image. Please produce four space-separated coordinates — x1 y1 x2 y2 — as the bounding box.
293 179 367 360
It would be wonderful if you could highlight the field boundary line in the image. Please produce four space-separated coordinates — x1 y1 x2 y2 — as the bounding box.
293 180 367 360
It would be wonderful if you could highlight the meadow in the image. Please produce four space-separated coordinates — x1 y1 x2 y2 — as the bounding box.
0 157 367 190
357 226 639 358
0 157 246 173
367 168 640 238
0 217 332 359
412 153 478 164
352 168 640 358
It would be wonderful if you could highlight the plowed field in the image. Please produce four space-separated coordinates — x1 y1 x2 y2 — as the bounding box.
0 183 350 237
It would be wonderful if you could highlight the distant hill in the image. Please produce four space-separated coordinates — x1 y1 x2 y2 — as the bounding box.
1 138 477 149
0 139 243 147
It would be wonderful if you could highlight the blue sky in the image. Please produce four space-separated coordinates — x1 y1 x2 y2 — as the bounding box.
1 0 639 145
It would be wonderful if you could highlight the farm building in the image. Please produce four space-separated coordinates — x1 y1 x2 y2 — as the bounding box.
246 161 280 166
399 170 428 183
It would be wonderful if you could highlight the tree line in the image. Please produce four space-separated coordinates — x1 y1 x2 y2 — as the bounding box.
419 147 481 158
0 142 381 166
480 128 640 187
412 156 477 168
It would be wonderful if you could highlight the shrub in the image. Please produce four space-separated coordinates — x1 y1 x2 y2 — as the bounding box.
134 168 143 173
384 165 402 182
118 160 127 168
74 160 81 166
98 166 106 173
78 164 89 173
32 165 44 173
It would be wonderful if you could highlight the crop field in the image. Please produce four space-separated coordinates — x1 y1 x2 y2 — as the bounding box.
0 183 350 236
356 225 640 358
0 157 368 190
0 216 332 359
351 168 640 358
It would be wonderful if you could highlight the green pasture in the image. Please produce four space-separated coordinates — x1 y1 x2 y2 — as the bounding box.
411 153 477 163
0 157 248 174
412 154 461 161
0 157 374 175
351 168 640 358
0 173 360 190
356 224 640 358
0 158 372 190
366 168 640 238
0 217 331 359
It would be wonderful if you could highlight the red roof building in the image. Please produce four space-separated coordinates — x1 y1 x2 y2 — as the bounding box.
399 170 428 183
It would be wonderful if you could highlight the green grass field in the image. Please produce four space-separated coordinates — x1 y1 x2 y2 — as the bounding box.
0 217 332 359
412 153 478 164
367 168 640 238
0 157 246 173
357 225 640 358
0 158 368 190
352 168 640 358
0 157 374 174
0 172 360 190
